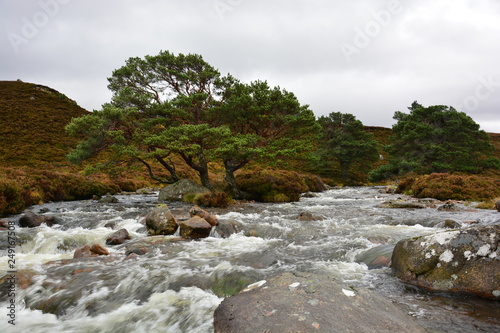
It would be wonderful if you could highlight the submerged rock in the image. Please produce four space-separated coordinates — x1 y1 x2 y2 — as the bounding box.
392 225 500 299
99 195 119 204
144 205 178 235
158 179 210 201
377 200 426 209
355 244 395 269
214 272 427 333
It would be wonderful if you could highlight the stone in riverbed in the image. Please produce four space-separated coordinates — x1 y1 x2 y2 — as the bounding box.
355 244 395 269
144 205 178 235
189 205 218 226
496 200 500 212
377 200 426 209
18 211 63 228
180 216 212 239
74 244 110 258
214 272 427 333
392 225 500 299
105 228 131 245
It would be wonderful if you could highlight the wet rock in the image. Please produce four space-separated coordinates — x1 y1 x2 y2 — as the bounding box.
74 244 110 258
300 192 318 198
104 222 116 229
434 219 461 229
213 272 427 333
90 243 110 256
355 244 395 269
144 205 178 235
18 211 62 228
99 195 119 203
189 205 218 226
296 211 323 221
105 228 131 245
180 216 212 239
496 200 500 212
392 225 500 300
377 200 426 209
0 219 9 229
215 220 239 238
92 194 102 200
437 201 462 211
158 179 210 201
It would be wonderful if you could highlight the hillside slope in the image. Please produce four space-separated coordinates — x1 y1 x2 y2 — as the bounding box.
0 80 89 168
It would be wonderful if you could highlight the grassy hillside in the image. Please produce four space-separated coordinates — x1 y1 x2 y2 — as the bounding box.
0 80 88 168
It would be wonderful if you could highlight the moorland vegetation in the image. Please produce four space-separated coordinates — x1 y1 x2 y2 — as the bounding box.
1 51 499 216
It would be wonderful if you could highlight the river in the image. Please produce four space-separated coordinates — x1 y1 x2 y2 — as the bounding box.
0 187 499 332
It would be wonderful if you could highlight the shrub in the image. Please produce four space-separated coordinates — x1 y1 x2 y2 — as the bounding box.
404 173 500 201
236 169 325 203
0 179 24 216
194 191 231 208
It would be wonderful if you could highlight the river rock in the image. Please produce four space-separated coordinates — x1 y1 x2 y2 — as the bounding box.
0 219 9 229
213 272 427 333
190 205 218 226
296 211 323 221
433 219 461 229
437 201 462 211
392 225 500 299
215 220 239 238
355 244 395 269
158 179 210 201
99 195 119 203
377 200 425 209
105 228 131 245
18 212 62 228
74 244 110 258
496 200 500 212
144 205 178 235
90 243 110 255
180 216 212 239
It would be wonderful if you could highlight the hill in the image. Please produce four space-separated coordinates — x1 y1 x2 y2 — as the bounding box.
0 80 88 168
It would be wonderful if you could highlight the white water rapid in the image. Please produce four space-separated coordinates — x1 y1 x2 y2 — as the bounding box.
1 187 499 332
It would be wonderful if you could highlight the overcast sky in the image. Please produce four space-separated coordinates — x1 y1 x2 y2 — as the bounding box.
1 0 499 132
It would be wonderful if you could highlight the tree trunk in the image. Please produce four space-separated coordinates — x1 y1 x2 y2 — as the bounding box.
155 156 180 182
137 158 176 184
179 152 213 190
224 160 248 199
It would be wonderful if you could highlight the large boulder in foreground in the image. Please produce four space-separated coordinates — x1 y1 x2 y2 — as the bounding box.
392 225 500 300
214 272 427 333
158 179 210 201
144 205 178 235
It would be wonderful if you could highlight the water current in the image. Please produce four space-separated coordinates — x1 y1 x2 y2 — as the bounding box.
0 187 499 332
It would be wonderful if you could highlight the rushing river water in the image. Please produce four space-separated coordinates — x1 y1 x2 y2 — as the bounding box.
0 187 499 333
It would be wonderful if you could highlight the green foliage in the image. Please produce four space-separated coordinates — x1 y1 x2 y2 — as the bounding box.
370 102 499 181
315 112 379 184
397 173 500 201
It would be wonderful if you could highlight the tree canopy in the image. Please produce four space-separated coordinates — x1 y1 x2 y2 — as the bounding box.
67 50 319 197
370 102 500 181
316 112 379 183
